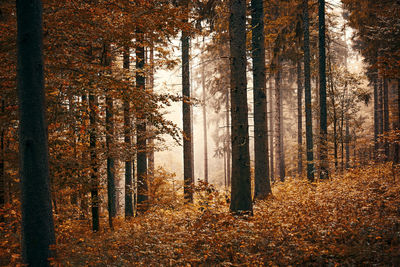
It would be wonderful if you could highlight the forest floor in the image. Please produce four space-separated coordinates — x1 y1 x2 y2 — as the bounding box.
1 163 400 266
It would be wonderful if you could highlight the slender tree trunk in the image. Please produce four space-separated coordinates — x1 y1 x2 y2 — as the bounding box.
373 77 379 160
275 63 285 181
252 0 271 198
297 61 303 176
378 77 384 159
225 90 231 187
16 0 55 264
0 99 4 208
136 31 148 212
181 0 193 202
328 53 338 170
395 79 400 164
269 77 275 182
102 43 116 229
89 91 99 231
383 78 390 161
318 0 328 179
123 48 133 218
201 56 209 183
229 0 252 213
303 0 314 182
148 45 155 180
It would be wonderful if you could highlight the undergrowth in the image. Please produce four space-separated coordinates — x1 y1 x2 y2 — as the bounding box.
1 163 399 266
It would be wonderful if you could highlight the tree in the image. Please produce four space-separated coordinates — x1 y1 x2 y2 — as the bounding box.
136 30 148 211
297 61 303 176
252 0 271 199
318 0 328 179
229 0 252 213
16 0 55 264
303 0 314 182
181 0 194 203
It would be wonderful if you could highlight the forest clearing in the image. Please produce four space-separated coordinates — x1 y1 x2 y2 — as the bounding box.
1 0 400 265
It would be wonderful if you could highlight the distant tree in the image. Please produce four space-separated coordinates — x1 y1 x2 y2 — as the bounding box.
229 0 252 213
16 0 55 264
252 0 271 199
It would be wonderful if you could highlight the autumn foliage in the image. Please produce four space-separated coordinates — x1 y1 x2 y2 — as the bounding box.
1 163 399 266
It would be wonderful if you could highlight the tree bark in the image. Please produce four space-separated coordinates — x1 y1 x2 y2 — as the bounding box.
123 47 134 218
318 0 328 179
383 78 390 161
395 79 400 164
269 77 275 182
303 0 315 182
16 0 56 264
252 0 271 198
201 55 209 183
297 61 303 176
275 64 285 181
182 0 194 202
103 42 116 229
225 89 231 187
136 31 148 211
229 0 252 214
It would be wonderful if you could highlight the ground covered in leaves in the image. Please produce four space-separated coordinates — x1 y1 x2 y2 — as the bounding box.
1 163 400 266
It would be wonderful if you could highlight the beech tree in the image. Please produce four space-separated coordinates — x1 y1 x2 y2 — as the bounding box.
16 0 55 264
229 0 252 213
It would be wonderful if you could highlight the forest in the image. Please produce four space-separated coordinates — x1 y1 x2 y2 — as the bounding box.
0 0 400 266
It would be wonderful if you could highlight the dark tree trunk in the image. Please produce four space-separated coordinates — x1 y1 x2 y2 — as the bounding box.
383 78 389 161
252 0 271 199
0 99 4 208
201 56 209 183
229 0 252 214
297 61 303 176
123 47 134 218
303 0 314 182
89 91 99 231
395 79 400 164
182 1 193 202
103 43 116 229
16 0 55 264
136 31 148 212
318 0 328 179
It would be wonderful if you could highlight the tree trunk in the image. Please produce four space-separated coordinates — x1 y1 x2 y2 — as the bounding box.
328 53 338 170
0 99 4 208
123 47 134 218
181 1 194 202
303 0 314 182
373 77 379 160
89 91 99 232
136 31 148 212
395 79 400 164
252 0 271 199
16 0 55 264
225 89 231 187
103 43 116 229
297 61 303 176
275 63 285 182
269 77 275 182
201 55 209 183
383 78 390 161
148 45 155 180
318 0 328 179
229 0 252 214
